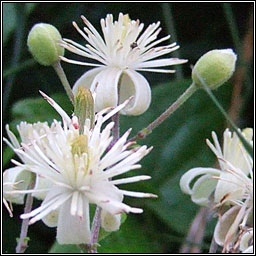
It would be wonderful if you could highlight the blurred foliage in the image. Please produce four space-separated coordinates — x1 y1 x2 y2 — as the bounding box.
2 2 253 254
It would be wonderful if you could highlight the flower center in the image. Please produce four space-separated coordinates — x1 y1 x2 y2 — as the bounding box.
71 134 88 156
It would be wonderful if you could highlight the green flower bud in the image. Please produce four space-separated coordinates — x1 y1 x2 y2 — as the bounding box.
27 23 64 66
74 87 95 132
192 49 237 90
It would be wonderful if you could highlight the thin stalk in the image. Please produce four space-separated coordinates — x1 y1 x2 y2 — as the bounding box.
197 75 253 158
161 3 183 80
52 61 74 105
16 175 36 253
131 82 198 141
88 207 102 253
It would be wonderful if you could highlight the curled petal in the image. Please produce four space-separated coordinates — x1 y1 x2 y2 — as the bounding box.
179 167 220 195
72 67 105 95
191 174 218 206
214 205 240 246
240 230 253 252
3 167 32 204
119 69 151 115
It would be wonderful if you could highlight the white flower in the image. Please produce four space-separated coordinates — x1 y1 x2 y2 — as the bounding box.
10 93 156 244
3 122 54 215
180 128 253 207
59 13 187 116
180 128 253 252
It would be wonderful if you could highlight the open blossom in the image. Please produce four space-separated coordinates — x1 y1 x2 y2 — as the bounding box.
60 13 187 115
180 128 253 252
6 93 156 244
3 122 54 214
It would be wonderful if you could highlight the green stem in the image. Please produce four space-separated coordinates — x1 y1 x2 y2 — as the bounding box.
131 82 198 141
197 75 253 158
52 61 74 105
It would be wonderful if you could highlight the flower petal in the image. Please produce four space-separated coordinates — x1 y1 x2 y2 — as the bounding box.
119 69 151 115
179 167 220 195
72 67 104 95
3 167 32 204
214 205 240 246
240 230 253 252
57 196 91 244
191 174 218 207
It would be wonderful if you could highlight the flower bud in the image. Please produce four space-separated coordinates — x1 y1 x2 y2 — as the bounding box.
27 23 64 66
101 210 121 232
192 49 237 90
74 87 95 132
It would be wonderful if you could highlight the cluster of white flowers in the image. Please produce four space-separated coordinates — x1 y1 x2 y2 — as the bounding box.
180 128 253 253
3 93 157 244
4 12 186 246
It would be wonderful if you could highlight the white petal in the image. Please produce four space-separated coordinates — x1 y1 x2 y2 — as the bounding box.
32 176 53 200
3 167 32 204
42 209 59 228
214 205 240 246
57 196 91 244
179 167 220 195
93 68 122 112
240 230 253 252
72 67 104 95
119 69 151 115
191 174 218 206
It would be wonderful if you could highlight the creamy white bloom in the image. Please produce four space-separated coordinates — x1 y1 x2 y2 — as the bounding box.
59 13 187 116
3 122 54 215
180 128 253 207
180 128 253 252
10 93 156 244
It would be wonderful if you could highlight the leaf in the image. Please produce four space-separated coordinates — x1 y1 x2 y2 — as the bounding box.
3 3 37 45
10 93 72 132
49 243 82 253
98 215 161 253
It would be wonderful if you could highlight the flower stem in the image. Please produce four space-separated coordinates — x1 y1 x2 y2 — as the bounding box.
52 61 74 105
131 82 198 141
88 207 102 253
16 175 36 253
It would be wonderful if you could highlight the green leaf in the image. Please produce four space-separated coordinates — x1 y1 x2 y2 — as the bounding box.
10 93 72 131
98 215 161 253
49 243 82 253
3 3 37 45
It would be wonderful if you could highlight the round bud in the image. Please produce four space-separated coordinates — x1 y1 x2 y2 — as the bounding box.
101 210 121 232
27 23 64 66
192 49 237 90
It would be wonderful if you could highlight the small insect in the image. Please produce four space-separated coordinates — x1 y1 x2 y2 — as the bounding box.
130 42 138 49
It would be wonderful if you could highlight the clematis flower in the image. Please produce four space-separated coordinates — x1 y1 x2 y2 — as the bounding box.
59 13 187 115
8 93 156 244
180 128 253 252
180 128 253 207
3 122 54 215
